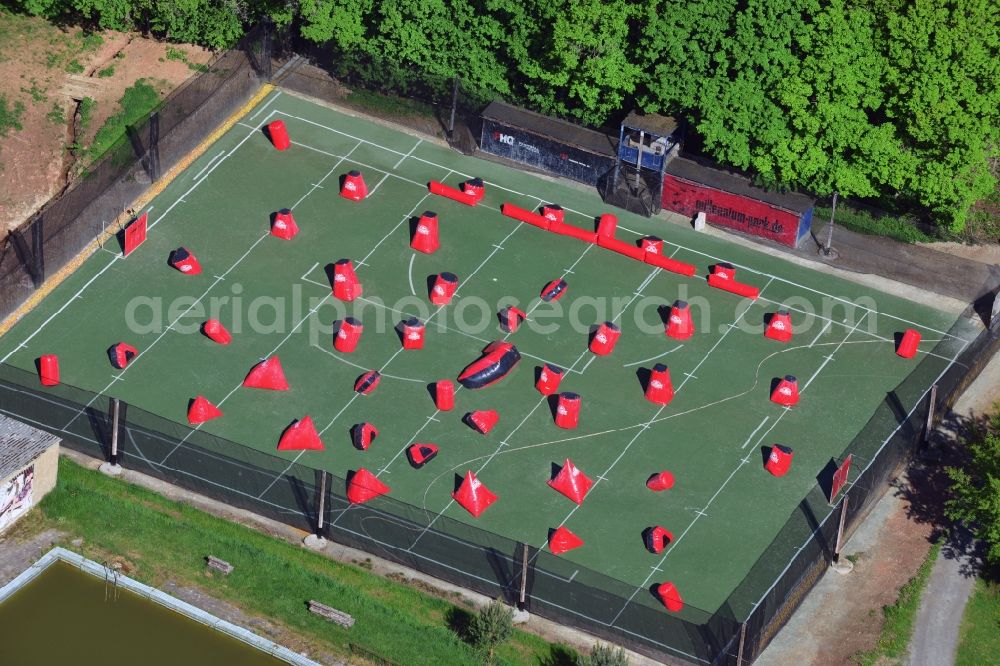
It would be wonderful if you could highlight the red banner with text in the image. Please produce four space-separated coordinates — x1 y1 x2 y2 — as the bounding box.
661 175 803 247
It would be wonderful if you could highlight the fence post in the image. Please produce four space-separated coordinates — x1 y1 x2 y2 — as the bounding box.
304 471 328 550
447 76 459 139
148 112 161 182
736 621 748 666
833 494 849 560
99 398 124 477
31 217 45 286
519 542 529 608
921 384 938 448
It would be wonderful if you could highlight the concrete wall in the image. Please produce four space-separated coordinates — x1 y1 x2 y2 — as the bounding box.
0 442 59 534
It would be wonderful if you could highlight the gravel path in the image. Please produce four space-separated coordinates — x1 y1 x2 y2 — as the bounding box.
909 527 981 666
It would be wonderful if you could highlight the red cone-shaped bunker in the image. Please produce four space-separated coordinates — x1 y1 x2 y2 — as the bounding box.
243 356 290 390
347 468 390 504
548 526 584 555
465 410 499 435
452 471 497 518
187 395 223 425
548 459 593 504
277 415 324 451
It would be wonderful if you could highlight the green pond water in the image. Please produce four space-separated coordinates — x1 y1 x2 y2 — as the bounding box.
0 561 285 665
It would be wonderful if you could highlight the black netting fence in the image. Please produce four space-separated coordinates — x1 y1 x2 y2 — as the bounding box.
2 20 999 663
0 24 270 324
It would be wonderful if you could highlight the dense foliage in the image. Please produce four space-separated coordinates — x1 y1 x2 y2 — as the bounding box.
5 0 997 231
947 411 1000 567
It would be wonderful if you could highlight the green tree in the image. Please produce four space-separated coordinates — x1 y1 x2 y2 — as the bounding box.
876 0 1000 232
467 599 514 663
946 410 1000 566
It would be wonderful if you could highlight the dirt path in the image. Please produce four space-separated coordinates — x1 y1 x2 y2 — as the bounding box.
909 527 981 666
0 13 211 230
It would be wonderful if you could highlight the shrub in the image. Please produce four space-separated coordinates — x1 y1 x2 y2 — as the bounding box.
467 599 513 662
579 642 629 666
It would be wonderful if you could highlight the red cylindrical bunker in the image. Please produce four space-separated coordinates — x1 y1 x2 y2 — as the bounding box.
463 177 485 200
266 119 290 151
332 258 362 301
554 392 581 429
271 208 299 240
202 319 232 345
771 374 799 406
340 170 368 201
657 582 684 612
499 306 527 333
765 310 793 343
542 204 564 224
589 322 621 356
402 317 425 350
641 236 664 255
434 379 455 411
536 363 565 396
646 470 675 492
411 211 441 254
645 363 675 405
430 272 459 305
666 300 695 340
765 444 794 477
334 317 363 353
896 328 921 359
38 354 59 386
712 262 736 281
597 213 618 239
645 525 674 554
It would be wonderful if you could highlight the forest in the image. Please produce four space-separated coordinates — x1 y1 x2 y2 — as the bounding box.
6 0 999 233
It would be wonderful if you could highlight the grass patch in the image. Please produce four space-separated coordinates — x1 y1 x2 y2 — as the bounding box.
0 94 25 137
74 30 103 51
853 540 940 665
88 79 160 160
20 81 46 103
166 46 187 62
97 65 115 78
27 457 568 665
818 204 936 244
188 61 209 73
46 102 65 124
65 58 85 74
77 96 95 131
955 577 1000 665
345 87 437 119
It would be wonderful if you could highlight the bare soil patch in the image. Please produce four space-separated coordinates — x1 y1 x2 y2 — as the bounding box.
0 12 211 230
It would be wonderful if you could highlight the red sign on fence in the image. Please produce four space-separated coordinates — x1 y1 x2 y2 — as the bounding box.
123 212 148 257
829 454 853 503
661 174 804 247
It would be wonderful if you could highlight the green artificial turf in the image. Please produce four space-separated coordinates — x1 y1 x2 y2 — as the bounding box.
0 89 977 641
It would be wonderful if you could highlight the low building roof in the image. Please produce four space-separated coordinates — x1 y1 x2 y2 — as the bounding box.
0 415 60 479
665 156 814 214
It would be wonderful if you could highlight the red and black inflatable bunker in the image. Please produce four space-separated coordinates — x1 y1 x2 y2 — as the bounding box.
457 341 521 389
